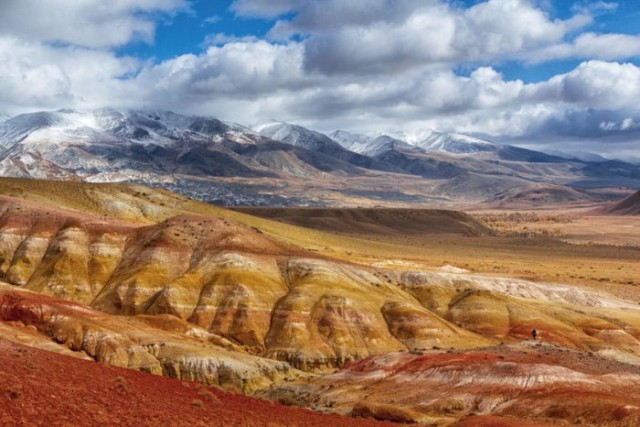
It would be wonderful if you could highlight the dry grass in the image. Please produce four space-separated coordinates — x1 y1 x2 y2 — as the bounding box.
472 212 573 238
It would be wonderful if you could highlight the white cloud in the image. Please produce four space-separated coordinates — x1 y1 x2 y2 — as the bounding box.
456 0 590 56
128 40 311 117
0 37 138 113
201 33 259 47
528 32 640 63
572 1 618 15
230 0 305 18
204 15 222 25
553 61 640 109
268 0 592 75
0 0 186 48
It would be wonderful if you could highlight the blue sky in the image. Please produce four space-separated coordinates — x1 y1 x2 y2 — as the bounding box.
2 0 640 156
117 1 270 61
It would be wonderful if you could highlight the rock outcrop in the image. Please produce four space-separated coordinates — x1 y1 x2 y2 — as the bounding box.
275 346 640 426
0 284 299 392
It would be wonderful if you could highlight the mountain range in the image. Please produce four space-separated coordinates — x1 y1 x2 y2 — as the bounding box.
0 109 638 206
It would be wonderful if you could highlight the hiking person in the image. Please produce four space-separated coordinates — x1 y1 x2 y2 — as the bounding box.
531 328 537 341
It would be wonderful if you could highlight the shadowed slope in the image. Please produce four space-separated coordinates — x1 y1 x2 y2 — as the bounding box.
232 207 492 236
602 189 640 215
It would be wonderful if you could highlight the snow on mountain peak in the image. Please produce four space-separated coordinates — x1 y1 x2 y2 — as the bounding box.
329 130 374 153
330 130 420 157
0 109 253 149
257 121 338 150
330 128 495 157
413 130 495 154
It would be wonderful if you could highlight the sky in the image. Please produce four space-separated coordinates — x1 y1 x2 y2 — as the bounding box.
1 0 640 157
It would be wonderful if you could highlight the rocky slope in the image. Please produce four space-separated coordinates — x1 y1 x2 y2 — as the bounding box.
276 344 640 426
484 183 591 208
0 284 300 392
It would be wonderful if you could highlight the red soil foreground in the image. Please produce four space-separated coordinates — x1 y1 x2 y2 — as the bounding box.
0 339 395 427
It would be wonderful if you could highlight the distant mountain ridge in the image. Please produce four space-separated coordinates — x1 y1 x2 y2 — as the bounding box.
0 109 639 206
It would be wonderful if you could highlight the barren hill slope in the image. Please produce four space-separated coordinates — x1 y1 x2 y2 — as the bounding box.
233 207 492 236
602 189 640 215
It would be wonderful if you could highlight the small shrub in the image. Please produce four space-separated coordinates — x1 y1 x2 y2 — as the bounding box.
197 388 220 404
115 376 129 394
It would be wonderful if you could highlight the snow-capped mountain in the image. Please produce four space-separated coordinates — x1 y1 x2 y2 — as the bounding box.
0 109 281 186
413 130 495 154
0 109 639 206
329 130 376 153
331 128 496 156
330 131 420 157
257 122 332 151
0 109 257 149
0 110 398 204
257 122 397 172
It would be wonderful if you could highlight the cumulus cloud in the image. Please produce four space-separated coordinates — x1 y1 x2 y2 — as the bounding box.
0 37 138 113
0 0 187 48
528 32 640 63
134 41 309 99
268 0 592 75
0 0 185 113
546 61 640 109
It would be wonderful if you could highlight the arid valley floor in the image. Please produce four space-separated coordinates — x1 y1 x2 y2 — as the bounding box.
0 178 639 426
